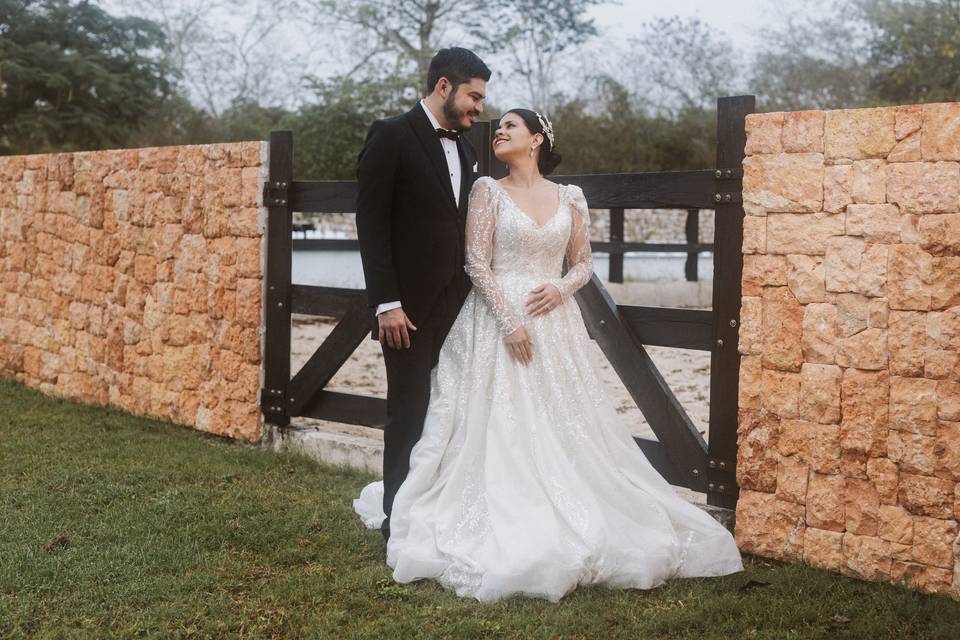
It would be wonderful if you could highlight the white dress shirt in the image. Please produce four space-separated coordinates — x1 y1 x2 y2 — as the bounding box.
376 100 462 316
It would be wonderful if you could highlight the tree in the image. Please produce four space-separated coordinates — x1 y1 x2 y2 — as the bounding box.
114 0 303 116
306 0 485 93
475 0 601 111
280 70 418 179
0 0 173 154
749 1 874 111
856 0 960 104
620 16 741 115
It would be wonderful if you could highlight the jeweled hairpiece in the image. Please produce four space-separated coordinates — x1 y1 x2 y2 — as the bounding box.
535 112 555 148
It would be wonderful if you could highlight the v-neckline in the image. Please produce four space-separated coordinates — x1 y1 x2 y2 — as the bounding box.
493 179 563 230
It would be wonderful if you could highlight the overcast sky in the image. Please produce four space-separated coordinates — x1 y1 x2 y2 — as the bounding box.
103 0 813 111
590 0 804 54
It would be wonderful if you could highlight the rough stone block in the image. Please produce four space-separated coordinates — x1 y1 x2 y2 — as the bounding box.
938 381 960 422
739 296 763 355
762 286 804 372
841 369 889 457
867 456 899 505
878 504 914 544
887 244 934 311
803 527 844 572
835 293 869 337
743 215 766 254
743 152 824 214
739 355 762 409
802 302 838 364
745 112 784 155
736 491 806 561
825 236 865 293
799 363 842 424
807 472 846 532
767 212 844 255
737 410 781 492
918 214 960 257
898 473 955 518
851 159 886 204
787 255 827 303
742 254 788 296
859 244 888 298
920 103 960 160
911 516 958 568
845 204 901 243
888 431 938 476
935 420 960 481
888 310 927 377
887 162 960 214
824 164 853 214
783 110 825 153
842 533 892 581
762 369 801 418
836 327 888 370
844 477 880 536
890 376 939 436
776 455 810 504
926 307 960 351
825 107 896 161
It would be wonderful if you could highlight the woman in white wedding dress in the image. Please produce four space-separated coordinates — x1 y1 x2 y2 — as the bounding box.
354 109 743 602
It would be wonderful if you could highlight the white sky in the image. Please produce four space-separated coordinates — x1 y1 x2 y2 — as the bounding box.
102 0 812 111
590 0 796 48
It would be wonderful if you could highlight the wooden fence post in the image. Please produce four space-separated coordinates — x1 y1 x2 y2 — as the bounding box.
609 208 625 283
707 96 755 509
261 130 294 429
685 209 699 282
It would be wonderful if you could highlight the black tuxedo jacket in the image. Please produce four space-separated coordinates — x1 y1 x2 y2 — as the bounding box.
356 102 478 328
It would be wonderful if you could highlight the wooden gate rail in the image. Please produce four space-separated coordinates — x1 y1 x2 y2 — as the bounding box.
261 96 755 510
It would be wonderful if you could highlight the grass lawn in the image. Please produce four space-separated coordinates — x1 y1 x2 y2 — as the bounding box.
1 377 958 639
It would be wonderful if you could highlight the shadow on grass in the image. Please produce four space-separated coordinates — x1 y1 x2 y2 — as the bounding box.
1 377 957 639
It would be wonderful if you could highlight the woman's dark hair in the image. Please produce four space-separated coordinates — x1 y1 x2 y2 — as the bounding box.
426 47 491 95
504 108 562 176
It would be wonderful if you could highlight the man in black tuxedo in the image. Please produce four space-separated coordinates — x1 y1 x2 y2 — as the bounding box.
356 48 490 543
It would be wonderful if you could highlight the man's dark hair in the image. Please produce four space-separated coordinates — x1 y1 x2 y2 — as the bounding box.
426 47 491 95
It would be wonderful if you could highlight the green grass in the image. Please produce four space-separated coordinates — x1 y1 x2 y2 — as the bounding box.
1 377 957 639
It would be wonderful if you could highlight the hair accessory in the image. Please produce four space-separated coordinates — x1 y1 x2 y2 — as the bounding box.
535 112 555 148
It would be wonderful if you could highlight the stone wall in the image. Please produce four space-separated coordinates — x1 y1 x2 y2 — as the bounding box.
0 143 267 442
734 103 960 596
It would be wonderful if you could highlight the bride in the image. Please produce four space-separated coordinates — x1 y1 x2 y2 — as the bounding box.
354 108 743 602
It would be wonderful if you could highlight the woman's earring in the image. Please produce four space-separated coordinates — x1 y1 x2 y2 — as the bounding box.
529 146 535 158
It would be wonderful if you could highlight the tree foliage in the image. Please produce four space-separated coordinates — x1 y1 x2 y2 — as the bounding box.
857 0 960 104
475 0 601 111
0 0 172 154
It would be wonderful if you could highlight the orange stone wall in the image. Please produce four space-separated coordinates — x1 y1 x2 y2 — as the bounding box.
734 103 960 597
0 143 267 442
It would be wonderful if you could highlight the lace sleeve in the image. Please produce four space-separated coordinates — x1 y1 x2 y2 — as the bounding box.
549 185 594 301
464 178 523 335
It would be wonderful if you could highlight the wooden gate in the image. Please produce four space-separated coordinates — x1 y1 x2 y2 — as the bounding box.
261 95 755 511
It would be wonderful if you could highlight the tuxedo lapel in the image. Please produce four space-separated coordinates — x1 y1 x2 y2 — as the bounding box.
405 103 458 210
457 137 476 217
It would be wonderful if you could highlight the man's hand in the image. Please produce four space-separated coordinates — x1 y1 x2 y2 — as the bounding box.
378 307 417 349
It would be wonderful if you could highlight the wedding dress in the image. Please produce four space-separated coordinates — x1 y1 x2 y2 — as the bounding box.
354 176 743 602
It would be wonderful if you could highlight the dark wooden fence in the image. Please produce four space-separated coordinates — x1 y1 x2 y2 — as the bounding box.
291 208 709 283
261 95 755 511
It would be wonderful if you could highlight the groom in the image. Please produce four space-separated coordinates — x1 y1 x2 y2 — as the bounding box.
356 47 490 542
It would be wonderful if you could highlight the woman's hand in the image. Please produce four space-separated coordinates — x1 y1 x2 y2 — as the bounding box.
504 326 534 365
526 283 562 317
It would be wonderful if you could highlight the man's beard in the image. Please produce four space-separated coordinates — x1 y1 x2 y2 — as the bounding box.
443 90 475 131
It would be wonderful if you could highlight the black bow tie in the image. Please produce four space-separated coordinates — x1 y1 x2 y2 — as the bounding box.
435 127 461 141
